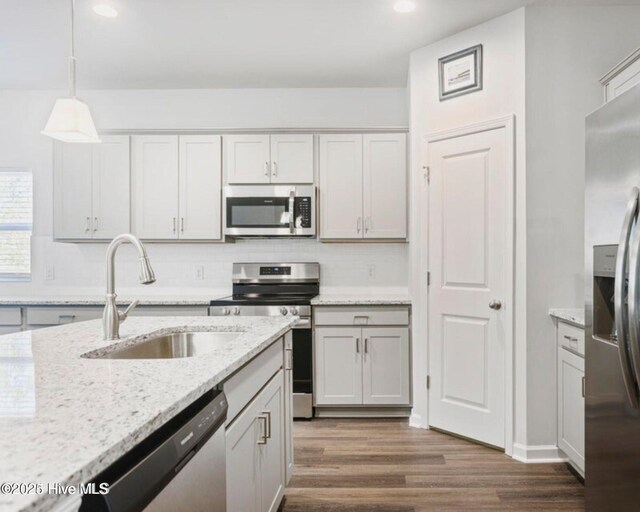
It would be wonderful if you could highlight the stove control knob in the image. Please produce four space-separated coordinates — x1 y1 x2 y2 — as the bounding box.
220 307 230 316
280 307 289 316
290 307 299 316
233 307 241 316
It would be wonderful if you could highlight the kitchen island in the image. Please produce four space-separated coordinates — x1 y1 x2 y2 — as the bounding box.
0 316 296 512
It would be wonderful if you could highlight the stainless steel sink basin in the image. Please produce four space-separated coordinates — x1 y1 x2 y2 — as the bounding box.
97 331 243 359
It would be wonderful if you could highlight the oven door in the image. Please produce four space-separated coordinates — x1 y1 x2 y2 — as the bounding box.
224 185 316 237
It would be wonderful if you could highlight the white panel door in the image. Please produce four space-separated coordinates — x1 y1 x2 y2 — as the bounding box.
428 127 508 448
226 394 262 512
132 135 179 239
558 348 585 473
315 327 363 405
318 134 363 239
53 143 93 239
92 135 130 239
224 135 270 184
363 134 407 239
270 134 314 184
178 135 222 240
362 327 410 405
259 371 285 512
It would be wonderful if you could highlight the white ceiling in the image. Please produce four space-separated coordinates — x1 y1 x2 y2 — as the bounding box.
0 0 532 89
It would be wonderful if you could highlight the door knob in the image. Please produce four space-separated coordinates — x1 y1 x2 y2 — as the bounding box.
489 300 502 310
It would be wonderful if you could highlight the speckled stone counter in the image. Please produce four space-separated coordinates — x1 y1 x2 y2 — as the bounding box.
0 316 296 512
0 295 217 306
310 295 411 306
549 308 585 328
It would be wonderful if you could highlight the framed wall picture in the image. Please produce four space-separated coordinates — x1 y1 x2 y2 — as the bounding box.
438 44 483 101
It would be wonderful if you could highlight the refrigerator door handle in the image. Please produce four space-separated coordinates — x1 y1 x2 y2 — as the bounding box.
615 187 640 408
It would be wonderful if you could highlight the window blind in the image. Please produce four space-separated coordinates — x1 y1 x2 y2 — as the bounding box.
0 171 32 280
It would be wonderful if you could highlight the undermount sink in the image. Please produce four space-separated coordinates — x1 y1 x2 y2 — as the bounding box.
96 331 243 360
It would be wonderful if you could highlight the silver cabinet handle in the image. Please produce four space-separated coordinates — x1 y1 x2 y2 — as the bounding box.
615 187 640 409
582 376 586 398
263 411 272 439
181 217 185 233
257 415 268 445
356 338 360 353
85 216 91 233
563 335 578 343
93 217 98 232
285 348 293 370
489 300 502 310
357 217 362 233
58 314 76 324
364 337 369 354
172 217 177 233
272 161 277 176
264 161 269 176
365 217 370 233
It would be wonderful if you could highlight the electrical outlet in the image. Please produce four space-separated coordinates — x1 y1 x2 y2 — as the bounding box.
194 265 205 281
44 265 55 281
366 264 376 279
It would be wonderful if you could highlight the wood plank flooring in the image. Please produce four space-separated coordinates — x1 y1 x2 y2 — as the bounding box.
280 418 584 512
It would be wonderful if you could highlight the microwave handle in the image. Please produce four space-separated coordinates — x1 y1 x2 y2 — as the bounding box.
289 190 295 234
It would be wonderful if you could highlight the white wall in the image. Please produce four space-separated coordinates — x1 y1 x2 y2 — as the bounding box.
408 9 527 442
0 88 409 298
525 4 640 448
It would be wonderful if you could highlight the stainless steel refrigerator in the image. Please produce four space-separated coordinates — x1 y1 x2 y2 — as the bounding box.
586 83 640 510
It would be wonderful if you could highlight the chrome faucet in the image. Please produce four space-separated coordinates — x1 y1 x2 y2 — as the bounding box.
103 234 156 340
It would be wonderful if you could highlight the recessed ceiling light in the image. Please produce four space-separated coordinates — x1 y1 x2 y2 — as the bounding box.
394 0 416 13
93 4 118 18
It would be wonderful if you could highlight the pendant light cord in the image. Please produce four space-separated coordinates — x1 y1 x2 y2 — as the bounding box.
68 0 77 97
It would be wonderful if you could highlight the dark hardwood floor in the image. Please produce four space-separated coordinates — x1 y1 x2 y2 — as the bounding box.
280 418 584 512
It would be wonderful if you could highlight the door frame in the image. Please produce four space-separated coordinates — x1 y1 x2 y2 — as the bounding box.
422 115 515 456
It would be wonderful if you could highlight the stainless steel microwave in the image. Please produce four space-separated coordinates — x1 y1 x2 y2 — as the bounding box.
224 185 316 238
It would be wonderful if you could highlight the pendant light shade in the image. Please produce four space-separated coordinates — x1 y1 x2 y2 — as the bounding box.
42 0 101 144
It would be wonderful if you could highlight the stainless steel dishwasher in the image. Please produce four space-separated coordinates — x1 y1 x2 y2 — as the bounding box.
81 389 228 512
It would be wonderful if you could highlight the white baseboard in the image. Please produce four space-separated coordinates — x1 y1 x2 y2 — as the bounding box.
409 412 428 429
511 443 568 463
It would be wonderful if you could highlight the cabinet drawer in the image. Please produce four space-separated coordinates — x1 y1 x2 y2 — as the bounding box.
0 307 22 326
130 306 209 317
25 307 103 326
224 338 283 425
314 306 409 326
558 321 584 356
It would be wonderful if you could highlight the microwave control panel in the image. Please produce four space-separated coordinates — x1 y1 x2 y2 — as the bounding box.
294 197 312 228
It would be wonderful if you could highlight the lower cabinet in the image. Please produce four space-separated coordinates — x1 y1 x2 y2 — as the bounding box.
558 346 585 476
315 326 410 406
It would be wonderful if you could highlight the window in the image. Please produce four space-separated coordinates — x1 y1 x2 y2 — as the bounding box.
0 170 32 281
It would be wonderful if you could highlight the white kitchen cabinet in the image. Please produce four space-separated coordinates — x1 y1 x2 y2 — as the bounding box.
363 134 407 239
270 134 314 184
133 135 180 239
556 319 585 477
224 134 313 185
362 327 410 405
224 135 271 184
315 327 363 405
179 135 222 240
133 135 222 240
54 135 130 240
602 48 640 103
226 370 285 512
283 331 294 483
319 133 407 241
318 134 363 239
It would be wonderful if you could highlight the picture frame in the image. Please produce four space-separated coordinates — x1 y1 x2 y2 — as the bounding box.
438 44 483 101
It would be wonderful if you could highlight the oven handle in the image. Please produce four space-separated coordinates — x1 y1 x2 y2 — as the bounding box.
293 317 311 329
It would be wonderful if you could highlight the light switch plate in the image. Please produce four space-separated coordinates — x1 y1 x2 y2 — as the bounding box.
194 265 205 280
44 265 55 281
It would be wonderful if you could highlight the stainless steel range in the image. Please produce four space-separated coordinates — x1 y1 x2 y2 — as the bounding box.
210 262 319 418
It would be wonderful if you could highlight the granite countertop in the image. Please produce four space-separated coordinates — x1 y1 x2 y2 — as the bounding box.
0 295 217 306
549 308 585 328
311 294 412 306
0 316 296 512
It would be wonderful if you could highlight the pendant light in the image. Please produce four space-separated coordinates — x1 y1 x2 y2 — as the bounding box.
42 0 101 143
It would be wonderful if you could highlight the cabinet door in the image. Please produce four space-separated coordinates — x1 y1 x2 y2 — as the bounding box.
54 142 93 239
179 135 222 240
226 394 262 512
283 332 294 484
557 348 585 474
362 327 410 405
363 134 407 239
270 134 314 184
224 135 270 184
315 327 363 405
318 134 363 239
92 135 130 239
260 370 285 512
132 135 179 239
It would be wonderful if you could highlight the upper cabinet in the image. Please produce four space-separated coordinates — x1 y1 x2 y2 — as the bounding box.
54 135 130 240
602 48 640 103
319 133 407 241
224 134 313 185
132 135 222 241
